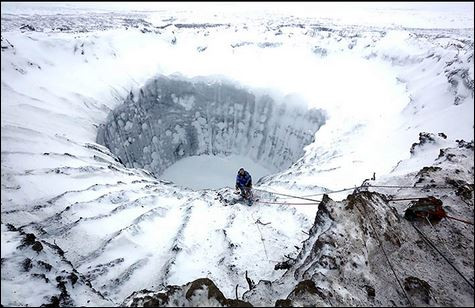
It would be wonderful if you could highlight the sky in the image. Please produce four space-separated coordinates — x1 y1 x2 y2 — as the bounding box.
2 1 473 14
2 2 473 29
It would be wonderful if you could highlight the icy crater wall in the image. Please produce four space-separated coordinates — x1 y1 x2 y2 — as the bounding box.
97 76 326 177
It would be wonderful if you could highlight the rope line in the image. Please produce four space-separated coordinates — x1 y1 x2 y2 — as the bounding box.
389 197 428 201
296 186 358 198
256 219 271 226
411 222 474 290
248 181 473 295
425 217 458 262
254 184 473 225
445 215 474 225
269 186 359 199
355 202 413 307
254 188 323 203
259 183 454 201
368 184 453 189
251 212 269 261
255 200 321 206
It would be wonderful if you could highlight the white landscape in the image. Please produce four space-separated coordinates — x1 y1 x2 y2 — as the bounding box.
1 2 474 307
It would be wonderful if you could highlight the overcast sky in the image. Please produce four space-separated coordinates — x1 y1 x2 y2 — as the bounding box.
2 2 473 12
2 2 473 29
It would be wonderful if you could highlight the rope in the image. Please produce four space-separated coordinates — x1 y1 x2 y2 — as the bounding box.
256 219 271 226
296 186 359 198
411 222 474 290
445 215 474 225
257 183 453 201
425 217 458 262
255 185 475 226
389 197 427 201
254 188 322 203
252 182 474 294
269 186 359 199
356 203 413 307
256 200 321 206
459 198 474 208
252 212 269 261
367 184 453 189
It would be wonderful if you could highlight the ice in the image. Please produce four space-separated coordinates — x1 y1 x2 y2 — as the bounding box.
96 76 325 177
160 154 272 189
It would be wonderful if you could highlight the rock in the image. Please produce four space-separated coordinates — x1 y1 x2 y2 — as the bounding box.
318 255 337 270
274 260 293 270
364 285 375 298
345 191 387 211
286 280 327 306
416 166 442 178
456 139 474 150
19 24 35 31
415 165 443 185
55 276 71 305
410 132 437 155
6 223 17 231
68 273 78 286
404 276 433 304
437 148 457 162
124 278 252 307
44 295 60 307
37 260 52 271
22 233 36 246
456 184 474 200
32 241 43 253
55 25 71 31
446 178 474 200
185 278 227 303
225 299 253 307
275 299 292 306
289 280 322 297
141 296 160 307
22 258 33 272
32 273 49 283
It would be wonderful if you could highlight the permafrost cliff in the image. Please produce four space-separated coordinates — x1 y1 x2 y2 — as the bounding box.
97 76 326 176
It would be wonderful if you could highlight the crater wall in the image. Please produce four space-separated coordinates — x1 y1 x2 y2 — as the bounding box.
97 76 326 177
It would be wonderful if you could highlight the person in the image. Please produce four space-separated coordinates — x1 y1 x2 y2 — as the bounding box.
235 168 252 201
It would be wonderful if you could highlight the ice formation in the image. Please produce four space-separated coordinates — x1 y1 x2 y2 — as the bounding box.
97 76 325 178
1 2 473 307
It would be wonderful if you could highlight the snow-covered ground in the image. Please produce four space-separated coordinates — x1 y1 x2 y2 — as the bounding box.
161 155 272 190
1 2 473 307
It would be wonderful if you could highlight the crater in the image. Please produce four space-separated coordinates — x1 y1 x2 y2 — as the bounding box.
97 75 326 189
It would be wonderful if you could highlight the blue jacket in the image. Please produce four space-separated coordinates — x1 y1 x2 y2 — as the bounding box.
236 171 252 188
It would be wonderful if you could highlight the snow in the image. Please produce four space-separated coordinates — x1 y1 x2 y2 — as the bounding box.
1 2 473 307
0 225 22 259
4 2 472 29
160 154 272 190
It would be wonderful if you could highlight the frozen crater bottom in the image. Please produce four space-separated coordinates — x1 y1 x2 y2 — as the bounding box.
160 154 272 190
